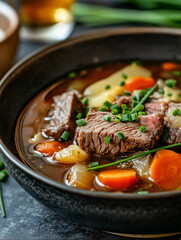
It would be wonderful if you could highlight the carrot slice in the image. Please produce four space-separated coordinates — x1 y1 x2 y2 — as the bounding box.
98 169 138 190
124 76 155 93
161 62 179 71
151 150 181 190
36 140 63 157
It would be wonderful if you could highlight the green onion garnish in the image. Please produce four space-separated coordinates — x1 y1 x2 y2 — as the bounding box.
165 79 177 88
89 162 99 168
61 131 70 141
115 114 122 122
121 114 130 122
121 104 128 110
99 107 107 112
105 85 111 90
158 89 164 94
131 101 138 108
0 159 3 169
162 129 169 141
167 93 172 97
105 137 111 144
103 101 112 109
131 113 138 121
86 106 92 116
132 60 142 65
124 91 131 96
138 112 146 116
76 113 82 119
132 96 138 101
68 72 76 78
111 109 119 115
117 132 125 140
87 143 181 171
173 71 181 76
82 97 89 106
139 126 147 132
131 83 158 114
76 119 86 127
136 190 149 195
0 183 5 218
172 108 181 116
122 73 128 79
103 115 111 122
119 81 125 86
110 104 121 113
139 89 147 97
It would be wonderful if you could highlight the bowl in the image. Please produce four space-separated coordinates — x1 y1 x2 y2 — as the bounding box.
0 28 181 236
0 1 19 79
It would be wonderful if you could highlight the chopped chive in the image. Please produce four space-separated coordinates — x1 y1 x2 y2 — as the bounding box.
121 114 130 122
76 118 86 127
0 183 5 218
132 60 142 65
115 114 122 122
105 85 111 90
68 72 76 78
139 126 147 132
110 104 121 113
173 71 181 76
99 107 107 112
119 81 125 86
111 109 119 115
124 91 131 96
117 132 125 140
139 89 147 97
89 162 99 168
179 94 181 99
61 131 69 141
122 73 128 79
105 137 111 144
138 112 146 116
178 187 181 190
162 129 169 141
167 93 173 97
0 159 3 169
131 113 138 121
132 96 138 101
121 104 128 110
103 101 112 109
136 190 149 195
172 108 181 116
135 104 144 112
131 101 138 108
82 97 89 106
158 89 164 94
103 115 111 122
0 170 7 181
122 109 130 114
76 113 82 119
87 143 181 171
165 79 177 88
86 106 92 116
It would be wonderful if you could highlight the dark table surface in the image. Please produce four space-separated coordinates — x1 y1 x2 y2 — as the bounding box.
1 24 181 240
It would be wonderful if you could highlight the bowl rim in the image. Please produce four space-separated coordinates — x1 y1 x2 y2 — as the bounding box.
0 1 19 43
1 27 181 200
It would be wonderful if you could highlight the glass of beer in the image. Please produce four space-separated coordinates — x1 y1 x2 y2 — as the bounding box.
20 0 75 42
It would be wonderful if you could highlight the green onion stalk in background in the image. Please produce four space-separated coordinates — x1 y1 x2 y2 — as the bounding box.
74 0 181 27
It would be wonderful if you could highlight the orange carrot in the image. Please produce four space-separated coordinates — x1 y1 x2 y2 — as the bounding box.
124 76 155 93
151 150 181 190
36 140 63 157
161 62 179 71
98 169 138 190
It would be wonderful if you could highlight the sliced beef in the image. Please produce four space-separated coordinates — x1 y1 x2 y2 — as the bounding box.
75 109 164 157
42 91 85 139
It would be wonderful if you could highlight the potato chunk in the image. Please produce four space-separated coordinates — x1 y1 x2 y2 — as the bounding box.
54 144 89 164
66 163 94 190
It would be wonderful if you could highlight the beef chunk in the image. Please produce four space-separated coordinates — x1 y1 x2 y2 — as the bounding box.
75 109 164 157
42 91 85 139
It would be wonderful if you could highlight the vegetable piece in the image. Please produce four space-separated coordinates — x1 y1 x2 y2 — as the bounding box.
82 97 89 106
66 163 94 190
110 104 121 113
98 169 138 190
124 91 131 96
111 109 119 115
151 150 181 190
117 132 125 140
139 126 147 132
103 101 112 109
0 170 7 181
0 159 3 169
136 190 149 195
0 184 5 218
36 140 63 157
122 73 128 79
158 89 164 94
120 81 125 86
125 76 155 93
54 145 89 164
165 79 177 88
162 62 179 71
172 108 181 116
87 143 181 171
105 137 111 144
61 131 70 141
103 115 111 122
68 72 76 78
105 85 111 90
173 71 181 76
90 162 99 167
99 107 107 112
76 113 82 119
76 118 86 127
167 93 172 97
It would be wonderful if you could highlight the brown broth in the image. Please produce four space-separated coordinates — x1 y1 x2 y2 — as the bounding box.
15 61 181 193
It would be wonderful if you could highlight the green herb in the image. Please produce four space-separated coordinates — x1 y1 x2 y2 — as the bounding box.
136 190 149 195
86 106 92 116
121 114 130 122
122 73 128 79
172 108 181 116
135 104 145 112
179 94 181 99
139 89 147 97
139 126 147 132
61 131 69 141
173 71 181 76
121 104 128 110
132 96 138 101
110 104 121 113
158 89 164 94
105 137 111 144
87 143 181 171
105 85 111 90
76 118 86 127
132 60 142 65
90 162 99 168
0 170 7 181
82 97 89 106
115 114 122 122
0 159 3 169
138 111 146 116
103 115 111 122
165 79 177 88
111 109 119 115
117 132 125 140
99 107 107 112
178 187 181 190
103 101 112 109
0 184 5 218
68 72 76 78
131 83 158 114
167 92 173 97
131 101 138 108
162 129 169 141
76 113 82 119
122 109 131 114
119 81 125 86
124 91 131 96
131 113 138 121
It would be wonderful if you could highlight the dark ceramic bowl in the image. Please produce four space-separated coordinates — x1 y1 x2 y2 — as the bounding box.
0 28 181 236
